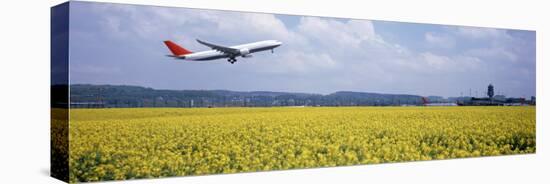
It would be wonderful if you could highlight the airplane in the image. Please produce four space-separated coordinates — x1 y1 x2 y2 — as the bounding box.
163 39 282 64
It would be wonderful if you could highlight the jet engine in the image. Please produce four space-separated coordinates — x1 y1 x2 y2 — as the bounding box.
239 48 250 55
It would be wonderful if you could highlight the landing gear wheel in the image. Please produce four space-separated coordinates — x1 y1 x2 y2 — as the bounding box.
228 57 237 64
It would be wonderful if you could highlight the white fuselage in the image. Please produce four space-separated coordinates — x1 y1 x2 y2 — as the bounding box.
180 40 282 61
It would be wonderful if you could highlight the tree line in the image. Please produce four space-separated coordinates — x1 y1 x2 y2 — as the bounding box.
67 84 425 108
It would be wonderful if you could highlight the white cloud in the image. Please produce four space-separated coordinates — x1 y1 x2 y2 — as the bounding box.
450 27 525 65
465 47 518 62
455 27 510 40
424 32 455 49
259 50 337 74
297 17 381 50
418 52 482 72
421 52 450 68
453 27 522 63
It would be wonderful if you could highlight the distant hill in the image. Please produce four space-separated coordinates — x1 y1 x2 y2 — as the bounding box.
66 84 424 108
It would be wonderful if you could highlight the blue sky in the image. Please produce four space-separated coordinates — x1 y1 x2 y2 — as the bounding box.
68 1 535 98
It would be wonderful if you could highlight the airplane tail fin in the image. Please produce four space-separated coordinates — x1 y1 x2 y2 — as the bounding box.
163 40 193 56
422 97 429 105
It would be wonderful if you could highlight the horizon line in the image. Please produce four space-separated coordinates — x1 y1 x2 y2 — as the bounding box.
58 83 533 99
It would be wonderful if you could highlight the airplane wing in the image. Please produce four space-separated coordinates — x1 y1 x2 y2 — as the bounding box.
196 39 240 55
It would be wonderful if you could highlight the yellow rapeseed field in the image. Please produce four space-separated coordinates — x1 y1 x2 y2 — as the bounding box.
67 106 535 182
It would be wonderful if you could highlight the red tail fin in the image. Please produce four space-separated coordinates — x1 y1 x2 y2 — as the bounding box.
422 97 429 105
163 40 193 56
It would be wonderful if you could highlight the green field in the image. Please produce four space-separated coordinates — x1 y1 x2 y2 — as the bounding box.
66 106 536 182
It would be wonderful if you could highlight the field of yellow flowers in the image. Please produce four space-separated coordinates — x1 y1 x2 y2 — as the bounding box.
67 106 535 182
